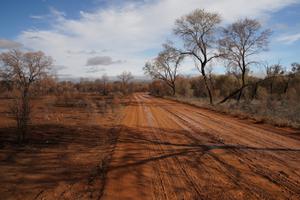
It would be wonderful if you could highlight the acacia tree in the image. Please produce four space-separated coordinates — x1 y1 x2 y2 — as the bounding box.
174 9 221 104
144 43 183 96
219 18 271 102
0 50 52 143
118 71 133 94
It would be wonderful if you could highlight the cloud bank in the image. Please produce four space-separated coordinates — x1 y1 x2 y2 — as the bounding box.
17 0 297 77
86 56 123 66
277 33 300 44
0 39 23 49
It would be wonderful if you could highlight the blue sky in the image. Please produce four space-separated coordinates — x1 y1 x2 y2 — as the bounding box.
0 0 300 77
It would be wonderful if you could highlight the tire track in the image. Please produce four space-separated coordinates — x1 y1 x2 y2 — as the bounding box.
149 95 300 198
102 93 300 200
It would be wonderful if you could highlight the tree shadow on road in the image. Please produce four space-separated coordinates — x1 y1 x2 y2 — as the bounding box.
1 123 300 199
107 125 300 172
0 124 120 200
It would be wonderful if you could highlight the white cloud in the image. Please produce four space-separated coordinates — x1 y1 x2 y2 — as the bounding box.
18 0 296 77
30 15 45 20
86 56 123 66
86 66 106 73
277 33 300 44
30 7 66 21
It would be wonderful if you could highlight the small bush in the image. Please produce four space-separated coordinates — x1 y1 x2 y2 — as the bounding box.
55 92 91 108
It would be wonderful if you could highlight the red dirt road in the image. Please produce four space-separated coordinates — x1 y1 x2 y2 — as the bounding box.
102 93 300 200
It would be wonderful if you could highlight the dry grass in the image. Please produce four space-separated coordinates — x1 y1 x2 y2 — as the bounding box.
166 96 300 129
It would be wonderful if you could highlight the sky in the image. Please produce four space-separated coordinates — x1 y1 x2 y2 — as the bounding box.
0 0 300 79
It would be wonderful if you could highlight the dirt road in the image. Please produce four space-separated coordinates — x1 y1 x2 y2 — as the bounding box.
102 93 300 200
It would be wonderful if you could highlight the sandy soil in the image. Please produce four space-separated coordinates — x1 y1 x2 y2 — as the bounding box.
1 93 299 199
102 93 300 200
0 94 122 200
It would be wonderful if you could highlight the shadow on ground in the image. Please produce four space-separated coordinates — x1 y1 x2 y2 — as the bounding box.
1 123 300 199
0 124 119 200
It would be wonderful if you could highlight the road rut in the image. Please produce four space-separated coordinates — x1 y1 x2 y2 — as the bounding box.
102 93 300 200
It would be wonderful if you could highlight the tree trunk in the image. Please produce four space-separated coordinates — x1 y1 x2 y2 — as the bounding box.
251 82 258 100
201 67 213 105
169 82 176 96
237 70 246 103
283 77 290 94
171 86 176 96
19 87 30 143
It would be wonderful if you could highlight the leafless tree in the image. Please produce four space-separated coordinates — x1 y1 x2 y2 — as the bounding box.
281 62 300 95
291 62 300 74
0 50 52 143
219 18 271 102
144 43 184 96
118 71 133 94
265 63 285 95
174 9 221 104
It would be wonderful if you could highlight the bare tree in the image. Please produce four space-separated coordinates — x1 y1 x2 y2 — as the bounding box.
174 9 221 104
291 62 300 74
0 50 52 143
219 18 271 102
118 71 133 94
265 63 285 95
143 43 183 96
282 62 300 95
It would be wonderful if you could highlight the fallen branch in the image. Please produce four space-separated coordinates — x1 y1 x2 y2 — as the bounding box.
218 76 279 104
